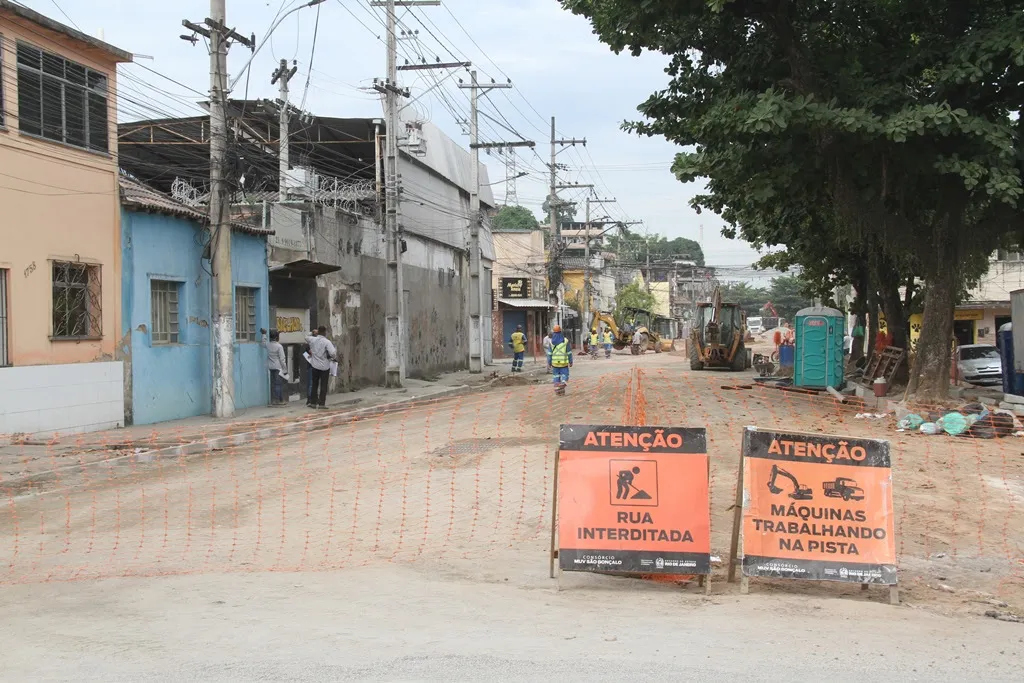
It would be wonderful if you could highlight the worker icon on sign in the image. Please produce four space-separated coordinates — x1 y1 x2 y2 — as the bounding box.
609 460 659 506
616 467 653 500
616 467 640 499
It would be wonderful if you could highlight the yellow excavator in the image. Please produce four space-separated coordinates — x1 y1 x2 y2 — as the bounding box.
590 306 664 355
689 286 750 371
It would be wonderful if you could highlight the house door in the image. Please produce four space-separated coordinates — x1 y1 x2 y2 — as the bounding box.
954 320 975 347
502 309 526 352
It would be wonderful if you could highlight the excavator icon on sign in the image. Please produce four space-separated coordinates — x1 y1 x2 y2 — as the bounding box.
767 464 814 500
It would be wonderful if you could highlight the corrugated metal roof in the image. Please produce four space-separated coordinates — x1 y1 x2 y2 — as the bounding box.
119 176 272 236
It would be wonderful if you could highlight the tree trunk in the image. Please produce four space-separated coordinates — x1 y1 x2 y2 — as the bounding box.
908 222 960 400
850 267 870 364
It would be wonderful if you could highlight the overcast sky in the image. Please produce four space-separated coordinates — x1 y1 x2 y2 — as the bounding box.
25 0 766 272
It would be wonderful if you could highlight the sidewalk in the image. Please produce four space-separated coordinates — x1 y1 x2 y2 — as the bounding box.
2 362 548 487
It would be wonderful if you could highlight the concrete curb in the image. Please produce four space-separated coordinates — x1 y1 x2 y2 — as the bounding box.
6 368 546 495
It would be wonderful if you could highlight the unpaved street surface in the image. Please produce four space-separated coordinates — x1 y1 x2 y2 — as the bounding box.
2 352 1023 680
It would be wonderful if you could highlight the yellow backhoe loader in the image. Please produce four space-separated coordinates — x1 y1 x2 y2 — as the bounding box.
689 287 750 371
590 306 664 355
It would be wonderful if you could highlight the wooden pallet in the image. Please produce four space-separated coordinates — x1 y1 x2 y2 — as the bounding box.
861 346 906 388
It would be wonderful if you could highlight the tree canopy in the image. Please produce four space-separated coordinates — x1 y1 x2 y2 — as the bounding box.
720 276 815 321
491 205 541 232
613 281 659 324
609 226 706 266
561 0 1024 399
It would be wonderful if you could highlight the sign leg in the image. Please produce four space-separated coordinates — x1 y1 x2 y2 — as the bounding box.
727 436 747 583
740 575 749 595
889 585 900 605
549 449 560 580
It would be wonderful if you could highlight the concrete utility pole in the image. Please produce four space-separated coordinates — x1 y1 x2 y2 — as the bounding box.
583 196 615 332
459 72 531 374
547 117 587 239
370 0 448 386
182 1 254 418
272 59 298 202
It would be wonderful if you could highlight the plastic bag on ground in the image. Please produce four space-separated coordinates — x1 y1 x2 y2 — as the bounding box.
897 414 924 430
919 422 939 435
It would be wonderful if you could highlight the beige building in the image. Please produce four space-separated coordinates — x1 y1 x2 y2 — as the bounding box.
491 227 550 358
0 1 132 435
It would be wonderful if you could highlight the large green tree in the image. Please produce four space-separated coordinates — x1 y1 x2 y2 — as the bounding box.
491 205 540 232
561 0 1024 400
610 227 706 266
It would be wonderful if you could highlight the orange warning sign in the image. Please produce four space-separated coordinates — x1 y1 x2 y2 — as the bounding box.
740 428 897 584
557 424 710 574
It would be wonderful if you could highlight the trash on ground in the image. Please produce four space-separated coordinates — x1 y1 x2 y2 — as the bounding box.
897 414 924 430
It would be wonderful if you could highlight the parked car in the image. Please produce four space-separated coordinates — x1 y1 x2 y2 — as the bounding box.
956 344 1003 386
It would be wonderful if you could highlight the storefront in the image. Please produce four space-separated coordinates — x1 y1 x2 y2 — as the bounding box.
492 277 552 358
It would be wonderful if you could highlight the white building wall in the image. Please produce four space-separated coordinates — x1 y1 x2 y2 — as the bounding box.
0 362 124 437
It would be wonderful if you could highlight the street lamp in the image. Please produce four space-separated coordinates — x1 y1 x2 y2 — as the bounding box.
229 0 326 92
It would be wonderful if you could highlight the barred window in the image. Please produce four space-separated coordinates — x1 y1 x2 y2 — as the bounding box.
235 287 257 342
16 42 109 153
150 280 180 344
52 261 101 339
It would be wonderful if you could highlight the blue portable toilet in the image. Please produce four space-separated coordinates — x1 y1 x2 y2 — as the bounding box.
998 322 1024 395
794 306 845 389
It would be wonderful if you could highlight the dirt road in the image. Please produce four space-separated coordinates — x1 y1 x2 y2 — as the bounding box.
1 352 1022 680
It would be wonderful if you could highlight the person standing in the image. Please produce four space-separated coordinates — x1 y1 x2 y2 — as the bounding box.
550 325 574 396
259 328 288 405
603 328 614 359
589 329 599 359
509 324 526 373
305 326 336 409
542 330 554 374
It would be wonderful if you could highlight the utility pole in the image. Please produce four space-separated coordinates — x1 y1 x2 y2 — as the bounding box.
271 58 298 202
459 71 533 373
370 0 446 385
182 1 254 418
547 117 587 239
583 196 615 333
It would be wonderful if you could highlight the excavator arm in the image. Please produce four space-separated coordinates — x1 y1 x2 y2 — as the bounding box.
767 464 814 500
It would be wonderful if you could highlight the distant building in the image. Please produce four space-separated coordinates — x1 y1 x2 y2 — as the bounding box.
909 250 1020 348
491 226 550 358
0 2 133 436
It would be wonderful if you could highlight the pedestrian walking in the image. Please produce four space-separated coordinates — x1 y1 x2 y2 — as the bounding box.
542 330 554 374
602 328 614 359
510 325 526 372
305 326 336 409
549 325 573 396
259 328 288 405
589 329 599 359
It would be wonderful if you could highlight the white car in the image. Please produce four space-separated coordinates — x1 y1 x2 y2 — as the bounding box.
956 344 1003 386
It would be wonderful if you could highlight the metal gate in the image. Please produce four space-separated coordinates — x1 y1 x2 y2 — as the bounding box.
0 268 9 366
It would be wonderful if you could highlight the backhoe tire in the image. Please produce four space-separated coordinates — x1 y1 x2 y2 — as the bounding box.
631 345 640 356
731 343 747 371
654 339 662 353
689 343 705 371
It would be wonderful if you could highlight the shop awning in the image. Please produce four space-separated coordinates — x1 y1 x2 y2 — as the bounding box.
269 260 342 279
498 298 554 309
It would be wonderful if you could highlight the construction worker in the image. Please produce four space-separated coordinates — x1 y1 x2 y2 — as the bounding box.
550 325 573 396
589 328 600 359
542 330 554 373
509 324 526 373
602 327 614 359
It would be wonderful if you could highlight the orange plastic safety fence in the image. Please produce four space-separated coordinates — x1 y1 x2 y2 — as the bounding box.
1 355 1022 615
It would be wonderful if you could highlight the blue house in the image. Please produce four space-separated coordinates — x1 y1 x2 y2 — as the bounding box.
119 177 272 425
